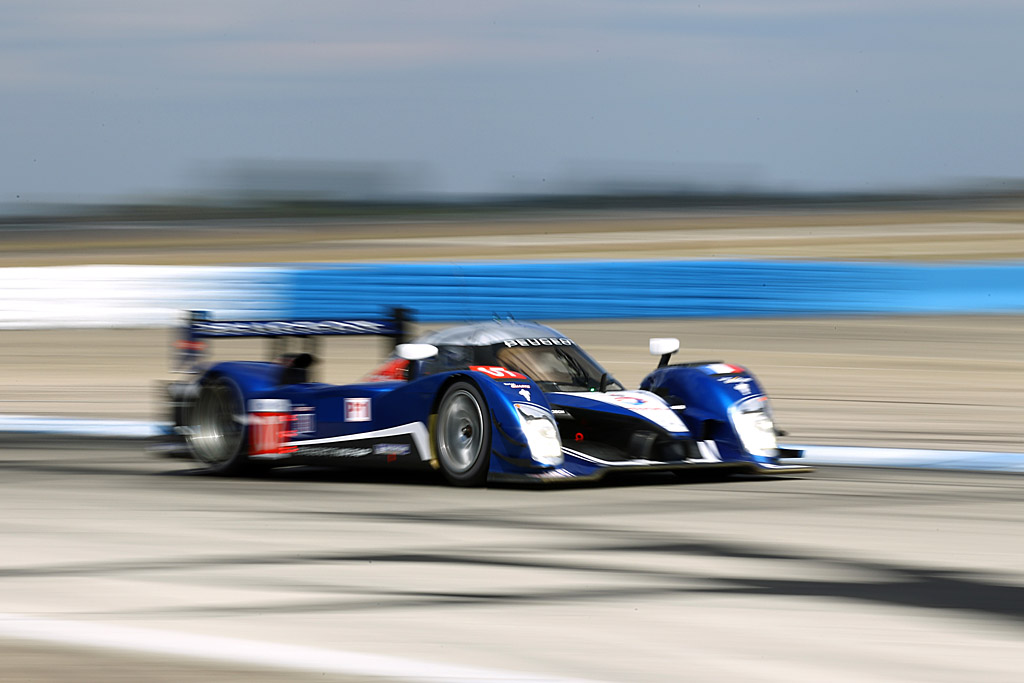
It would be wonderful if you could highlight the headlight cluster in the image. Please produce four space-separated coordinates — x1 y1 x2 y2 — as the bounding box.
514 403 563 466
729 397 777 457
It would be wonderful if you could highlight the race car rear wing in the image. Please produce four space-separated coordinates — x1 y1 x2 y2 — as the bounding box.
173 307 411 373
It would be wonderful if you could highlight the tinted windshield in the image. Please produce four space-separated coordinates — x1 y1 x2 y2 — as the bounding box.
495 344 623 392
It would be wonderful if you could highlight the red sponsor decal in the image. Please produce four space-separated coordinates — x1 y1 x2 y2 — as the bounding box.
470 365 527 380
250 413 296 455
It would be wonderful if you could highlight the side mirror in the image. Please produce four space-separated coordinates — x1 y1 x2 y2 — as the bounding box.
649 337 680 368
395 343 438 361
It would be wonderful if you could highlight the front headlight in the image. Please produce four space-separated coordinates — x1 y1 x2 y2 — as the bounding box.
729 397 777 457
515 403 563 466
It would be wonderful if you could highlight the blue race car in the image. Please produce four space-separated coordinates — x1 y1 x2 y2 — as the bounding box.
161 309 809 485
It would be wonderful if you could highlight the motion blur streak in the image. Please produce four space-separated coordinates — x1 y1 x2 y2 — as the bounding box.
0 613 597 683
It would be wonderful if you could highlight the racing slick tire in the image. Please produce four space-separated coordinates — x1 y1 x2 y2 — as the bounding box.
435 381 491 486
186 376 250 475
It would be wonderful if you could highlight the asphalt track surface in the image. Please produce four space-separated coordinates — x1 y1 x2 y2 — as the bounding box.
1 438 1022 682
3 211 1024 680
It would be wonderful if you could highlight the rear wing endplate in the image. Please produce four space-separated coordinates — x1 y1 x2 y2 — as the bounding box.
173 307 411 373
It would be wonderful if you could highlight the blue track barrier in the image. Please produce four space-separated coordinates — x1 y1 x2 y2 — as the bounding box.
279 260 1024 321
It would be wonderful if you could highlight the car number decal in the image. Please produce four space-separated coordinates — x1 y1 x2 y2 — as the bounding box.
470 365 528 380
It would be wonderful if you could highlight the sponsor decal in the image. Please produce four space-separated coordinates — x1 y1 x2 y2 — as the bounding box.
470 365 527 380
193 319 390 337
294 410 316 434
248 398 291 413
540 468 574 479
295 445 373 458
568 391 688 433
610 395 647 407
606 394 669 412
344 397 372 422
501 338 574 348
373 443 412 456
508 383 532 389
291 422 430 463
247 399 295 455
518 388 532 402
719 376 756 396
249 413 297 456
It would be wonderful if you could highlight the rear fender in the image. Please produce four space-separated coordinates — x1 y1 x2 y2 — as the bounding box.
201 361 282 396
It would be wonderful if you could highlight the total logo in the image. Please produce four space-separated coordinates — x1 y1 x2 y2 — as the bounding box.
588 391 687 433
344 397 372 422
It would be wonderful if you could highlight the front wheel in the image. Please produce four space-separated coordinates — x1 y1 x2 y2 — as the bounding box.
186 377 249 475
435 382 491 486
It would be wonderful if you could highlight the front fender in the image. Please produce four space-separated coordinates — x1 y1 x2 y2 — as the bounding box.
455 371 561 477
640 362 777 464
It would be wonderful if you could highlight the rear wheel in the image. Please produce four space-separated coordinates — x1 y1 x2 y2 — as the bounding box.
435 382 490 486
187 377 248 475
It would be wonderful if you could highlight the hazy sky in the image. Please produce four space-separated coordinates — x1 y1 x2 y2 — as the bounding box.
3 1 1023 204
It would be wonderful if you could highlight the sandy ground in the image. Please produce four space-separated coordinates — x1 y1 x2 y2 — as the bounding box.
5 208 1024 265
2 315 1023 453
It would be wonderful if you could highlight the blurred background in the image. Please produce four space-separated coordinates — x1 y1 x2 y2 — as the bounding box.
3 1 1024 211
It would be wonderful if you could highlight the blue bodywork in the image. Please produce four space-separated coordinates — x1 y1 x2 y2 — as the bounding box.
165 312 809 484
199 361 558 479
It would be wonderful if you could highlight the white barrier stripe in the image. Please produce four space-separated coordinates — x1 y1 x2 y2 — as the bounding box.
0 415 166 438
0 613 596 683
793 444 1024 472
0 265 286 328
